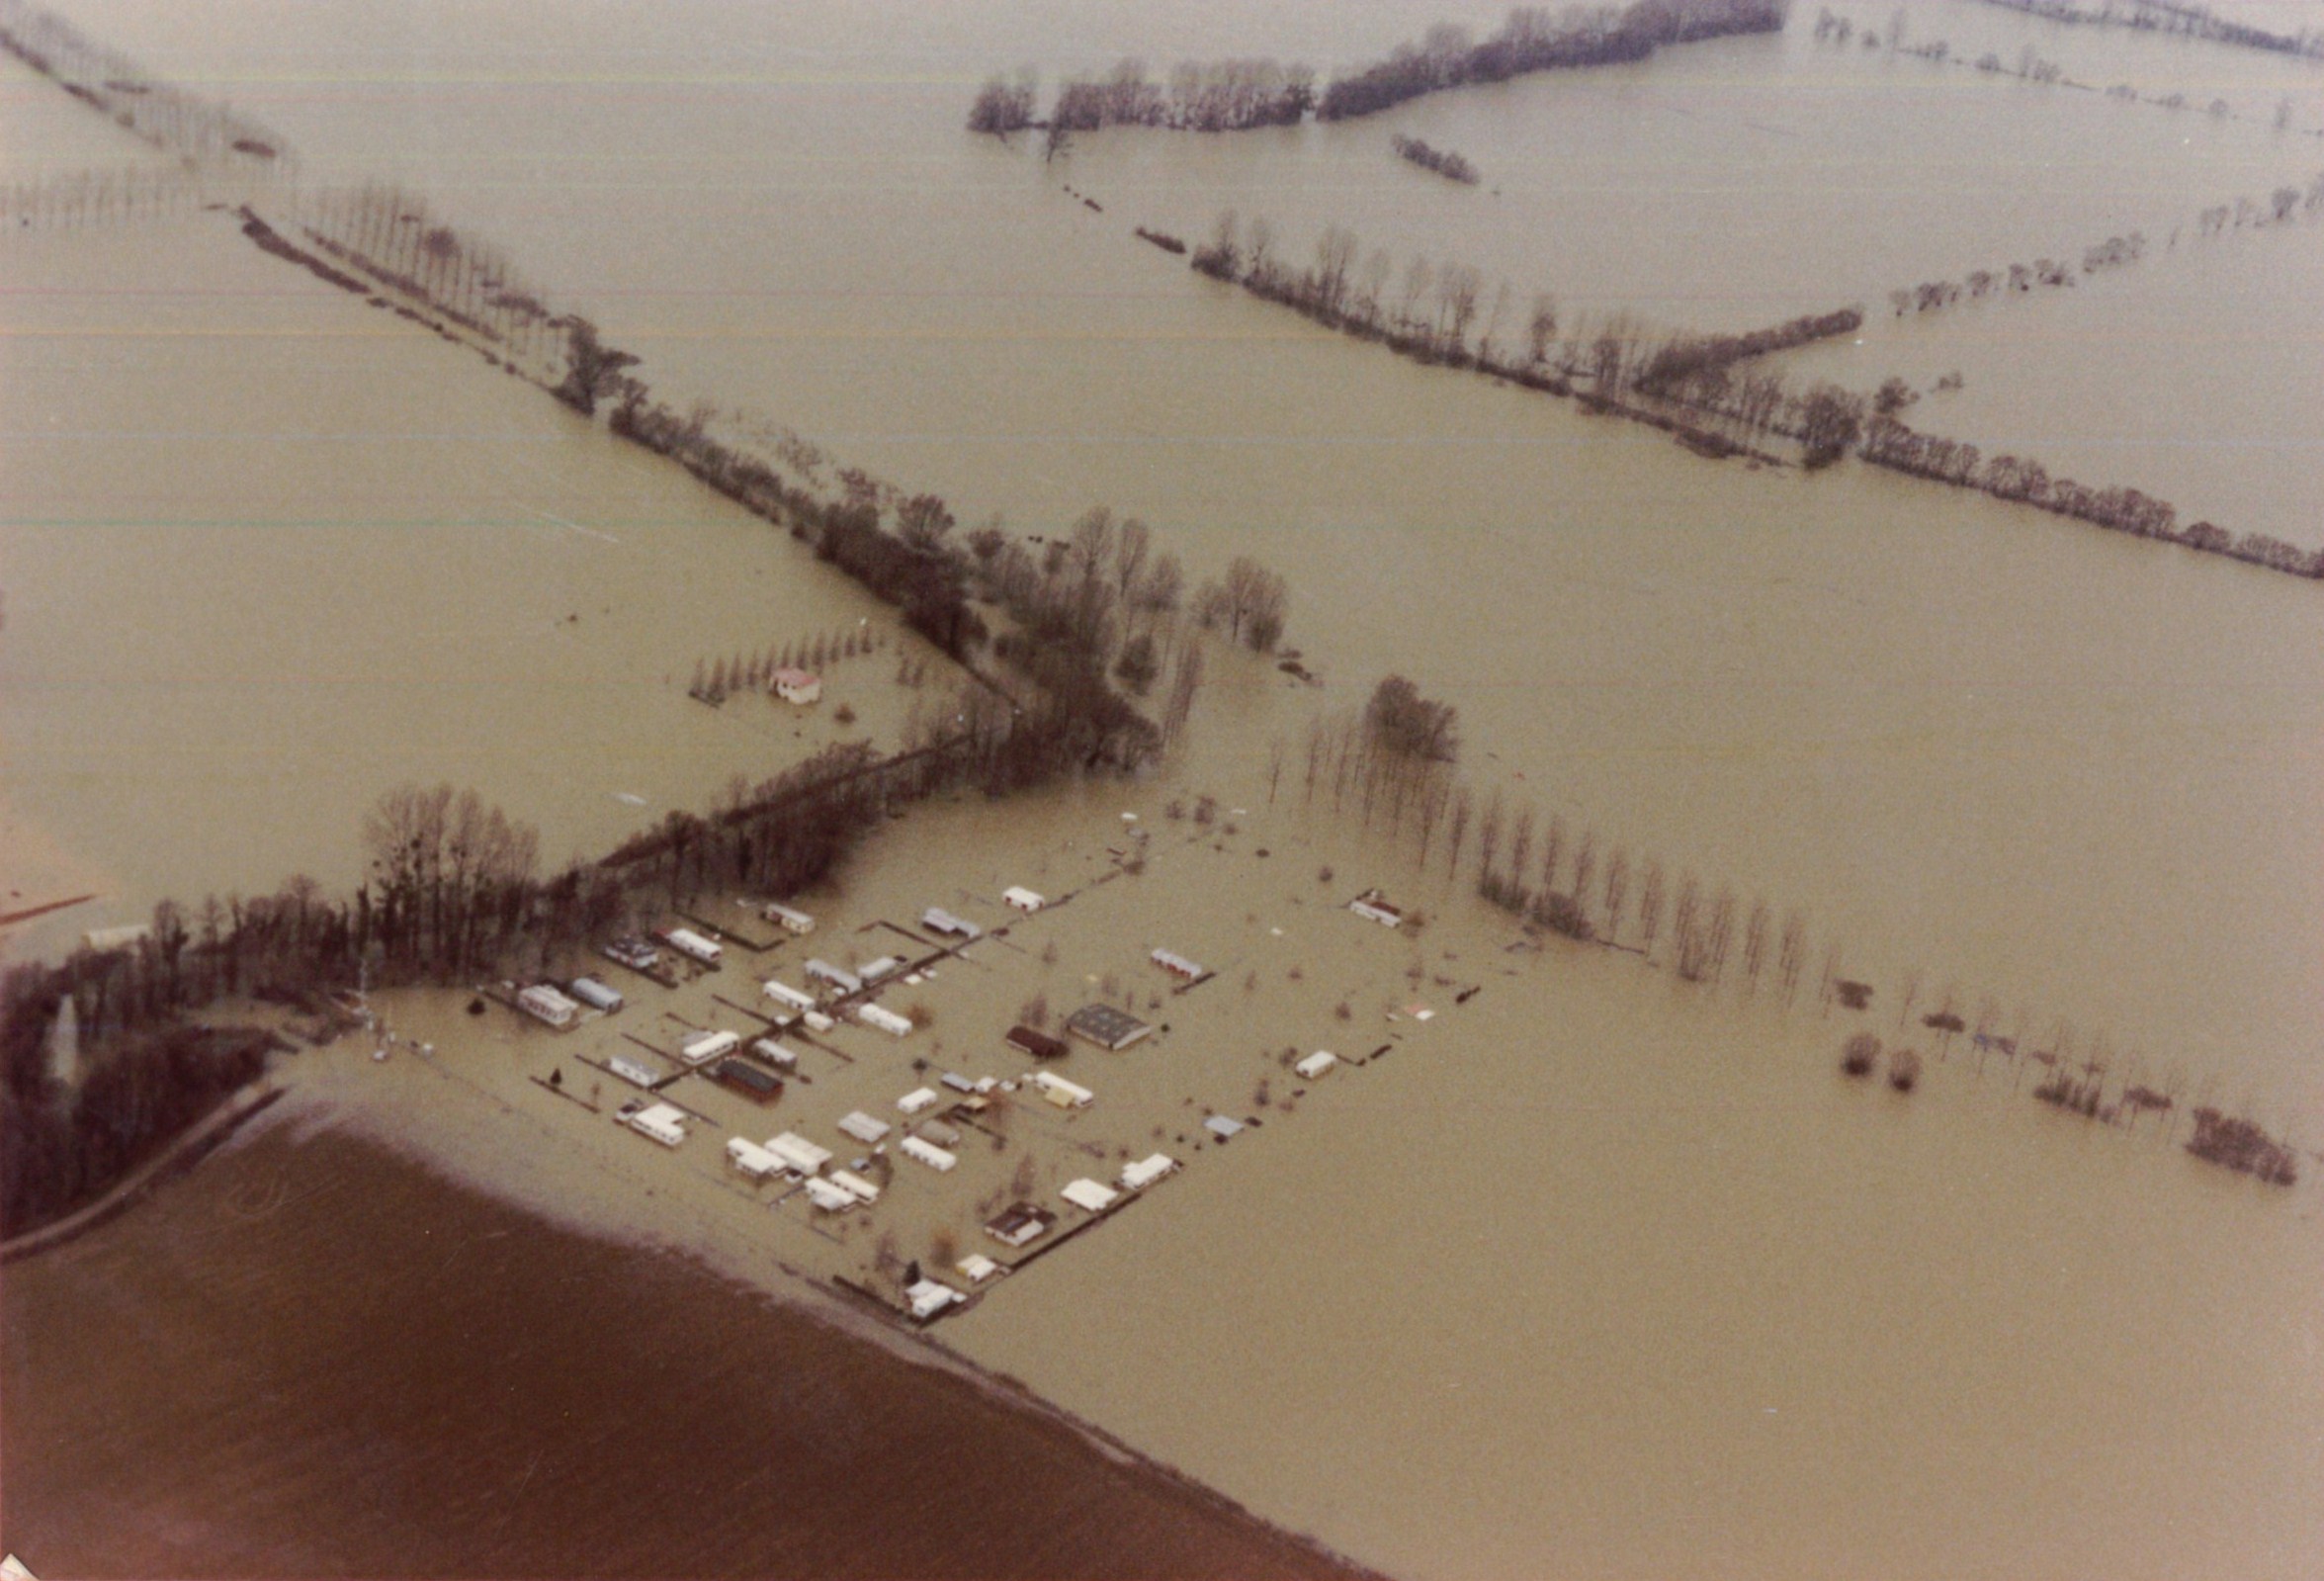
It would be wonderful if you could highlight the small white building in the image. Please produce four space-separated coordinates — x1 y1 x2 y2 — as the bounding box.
802 1177 855 1212
904 1278 958 1321
900 1135 957 1172
857 1003 913 1038
956 1254 1000 1283
517 984 581 1029
1060 1178 1120 1213
766 1132 833 1175
679 1029 741 1066
1295 1050 1339 1080
1119 1153 1178 1190
771 667 822 705
896 1087 940 1115
805 958 862 995
1349 891 1404 928
859 954 905 983
762 901 816 935
750 1037 800 1071
629 1103 688 1148
829 1169 882 1204
1204 1114 1245 1140
727 1137 784 1180
609 1055 660 1090
802 1010 835 1033
566 976 624 1013
662 927 724 965
1002 887 1046 913
1150 948 1204 981
837 1110 892 1145
921 907 981 940
762 980 818 1013
1033 1071 1094 1109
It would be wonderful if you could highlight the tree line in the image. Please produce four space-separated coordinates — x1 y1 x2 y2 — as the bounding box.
1316 0 1790 122
0 0 291 171
968 57 1316 138
1391 134 1481 185
1973 0 2324 60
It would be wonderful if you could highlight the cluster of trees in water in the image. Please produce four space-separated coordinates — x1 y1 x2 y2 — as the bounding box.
1316 0 1789 121
685 628 888 706
0 162 208 231
1390 134 1480 185
969 57 1316 137
0 0 289 168
1975 0 2324 59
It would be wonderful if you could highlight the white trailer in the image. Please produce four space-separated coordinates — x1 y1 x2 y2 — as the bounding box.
765 1132 833 1175
727 1138 784 1179
629 1103 687 1148
857 1003 913 1038
900 1135 957 1172
763 979 818 1012
679 1029 741 1066
662 927 724 965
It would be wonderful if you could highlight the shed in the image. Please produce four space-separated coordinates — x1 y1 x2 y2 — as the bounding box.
1060 1178 1120 1213
859 954 904 983
837 1110 892 1145
921 907 982 939
727 1137 783 1179
986 1204 1056 1247
805 958 862 995
1066 1004 1154 1052
1002 887 1046 913
802 1010 835 1032
904 1279 957 1321
1150 948 1204 980
803 1178 854 1212
1204 1114 1245 1140
629 1103 687 1148
1295 1050 1339 1080
857 1003 913 1038
762 902 816 935
765 1132 832 1174
713 1059 783 1103
661 927 724 966
762 979 818 1012
1005 1025 1071 1061
566 976 624 1013
896 1087 939 1115
1119 1153 1177 1190
679 1029 741 1066
609 1055 660 1090
900 1135 958 1172
1033 1071 1094 1109
829 1169 882 1205
750 1037 800 1071
517 984 580 1029
956 1254 1000 1283
771 667 822 705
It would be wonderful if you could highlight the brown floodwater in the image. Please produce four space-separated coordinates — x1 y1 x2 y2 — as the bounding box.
0 1118 1375 1579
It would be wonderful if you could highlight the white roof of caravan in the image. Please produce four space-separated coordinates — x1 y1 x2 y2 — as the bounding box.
837 1110 892 1144
956 1254 1000 1283
665 927 721 950
1033 1071 1094 1105
763 979 818 1007
828 1169 882 1203
1295 1050 1338 1079
900 1135 957 1171
636 1103 686 1128
1061 1178 1119 1213
520 983 580 1010
567 976 623 1007
681 1029 739 1057
1204 1114 1245 1139
726 1138 781 1176
905 1279 958 1318
1120 1153 1177 1189
896 1087 939 1114
805 958 861 988
858 1004 913 1034
1002 886 1045 908
802 1178 855 1212
750 1037 799 1065
765 1132 832 1173
609 1056 660 1089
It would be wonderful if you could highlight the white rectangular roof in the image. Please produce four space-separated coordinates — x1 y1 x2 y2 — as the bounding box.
751 1038 799 1068
956 1254 1000 1282
1002 887 1045 910
896 1087 939 1115
726 1138 782 1177
1061 1178 1119 1213
609 1056 659 1089
765 1132 832 1174
905 1279 957 1319
828 1169 882 1204
837 1110 892 1144
1034 1071 1094 1106
900 1136 957 1172
858 1004 913 1036
1120 1153 1177 1189
680 1029 740 1062
1295 1050 1339 1079
763 979 818 1010
802 1178 855 1212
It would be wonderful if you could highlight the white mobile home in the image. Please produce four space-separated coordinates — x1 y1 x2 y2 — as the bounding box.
750 1037 800 1071
762 979 818 1013
608 1055 661 1090
727 1138 784 1180
829 1169 882 1205
1295 1050 1339 1080
956 1254 1000 1283
1002 887 1045 913
805 958 862 995
1060 1178 1119 1213
803 1178 855 1212
1348 891 1404 928
765 1132 833 1175
921 907 981 940
662 927 724 966
859 955 905 983
802 1010 835 1032
1119 1154 1177 1190
896 1087 939 1116
837 1110 892 1145
771 667 823 706
904 1279 957 1320
566 976 624 1013
857 1004 913 1038
1033 1071 1094 1109
628 1103 687 1148
679 1029 741 1066
1150 948 1204 981
761 901 816 935
516 984 581 1029
900 1135 957 1172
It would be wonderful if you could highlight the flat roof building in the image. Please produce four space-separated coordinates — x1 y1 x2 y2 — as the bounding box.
727 1137 783 1179
904 1279 957 1321
803 1178 855 1212
1120 1153 1178 1190
1066 1004 1154 1052
1204 1114 1245 1141
829 1169 882 1205
837 1110 892 1145
986 1204 1056 1248
921 907 981 939
1295 1050 1339 1080
629 1103 687 1148
1002 886 1046 913
517 984 581 1029
900 1135 957 1173
1061 1178 1120 1213
765 1132 833 1174
713 1059 783 1103
1005 1024 1071 1062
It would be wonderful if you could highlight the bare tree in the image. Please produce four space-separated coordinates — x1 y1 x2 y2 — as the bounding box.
1601 847 1630 943
1637 857 1666 959
1742 900 1770 993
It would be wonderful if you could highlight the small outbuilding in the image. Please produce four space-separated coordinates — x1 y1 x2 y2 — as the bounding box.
628 1103 688 1148
1005 1024 1071 1062
1002 887 1046 913
921 907 982 940
956 1254 1000 1283
1295 1050 1339 1080
566 976 624 1013
771 667 822 705
986 1204 1056 1248
1066 1004 1154 1052
1119 1153 1178 1190
1060 1178 1120 1214
904 1279 958 1321
1204 1114 1245 1141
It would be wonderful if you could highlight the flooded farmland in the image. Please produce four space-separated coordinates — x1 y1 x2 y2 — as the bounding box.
4 0 2322 1575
